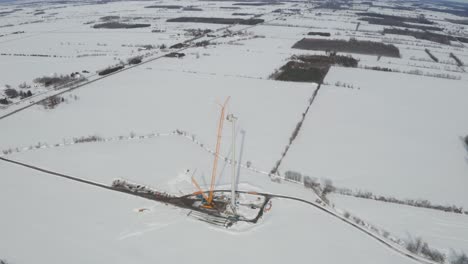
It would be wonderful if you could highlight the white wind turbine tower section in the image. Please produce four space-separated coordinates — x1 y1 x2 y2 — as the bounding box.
227 113 238 212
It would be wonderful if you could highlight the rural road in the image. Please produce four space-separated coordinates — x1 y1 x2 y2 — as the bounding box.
0 11 292 121
0 5 438 264
0 155 437 264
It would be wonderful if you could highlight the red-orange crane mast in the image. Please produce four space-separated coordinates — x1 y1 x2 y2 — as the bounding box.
206 96 230 207
191 96 230 209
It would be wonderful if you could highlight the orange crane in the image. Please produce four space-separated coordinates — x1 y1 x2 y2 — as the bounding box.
192 97 230 209
192 176 209 202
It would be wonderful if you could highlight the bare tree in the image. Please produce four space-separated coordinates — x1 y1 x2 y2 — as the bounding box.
451 251 468 264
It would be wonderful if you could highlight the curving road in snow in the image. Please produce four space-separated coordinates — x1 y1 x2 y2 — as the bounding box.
0 153 438 264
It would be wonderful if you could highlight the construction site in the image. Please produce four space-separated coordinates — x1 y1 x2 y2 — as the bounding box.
111 97 272 228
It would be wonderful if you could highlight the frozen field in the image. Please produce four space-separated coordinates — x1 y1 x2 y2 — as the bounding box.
0 0 291 85
330 194 468 253
0 154 419 264
0 68 314 171
1 136 323 201
2 0 468 263
282 66 468 208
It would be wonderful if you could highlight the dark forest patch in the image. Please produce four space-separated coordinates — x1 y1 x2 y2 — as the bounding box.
371 5 415 11
169 43 188 49
233 2 282 5
359 17 442 31
93 22 151 29
34 75 73 87
383 28 468 45
425 49 439 62
450 53 464 67
271 54 358 83
316 2 349 10
233 12 258 16
307 31 331 37
292 38 400 58
183 7 203 11
167 17 264 25
0 9 22 17
165 52 186 58
127 56 142 65
98 65 124 76
357 12 434 24
420 6 468 18
145 5 183 9
220 6 241 9
100 15 120 21
446 18 468 25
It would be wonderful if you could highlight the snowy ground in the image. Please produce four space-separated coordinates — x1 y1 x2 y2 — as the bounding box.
330 194 468 254
2 0 468 263
282 66 468 208
1 136 322 200
0 68 314 172
0 159 419 264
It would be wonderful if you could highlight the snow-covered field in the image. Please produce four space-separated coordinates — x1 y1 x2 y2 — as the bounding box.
1 135 322 201
330 194 468 254
0 68 314 171
2 0 468 263
282 66 468 208
0 162 420 264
